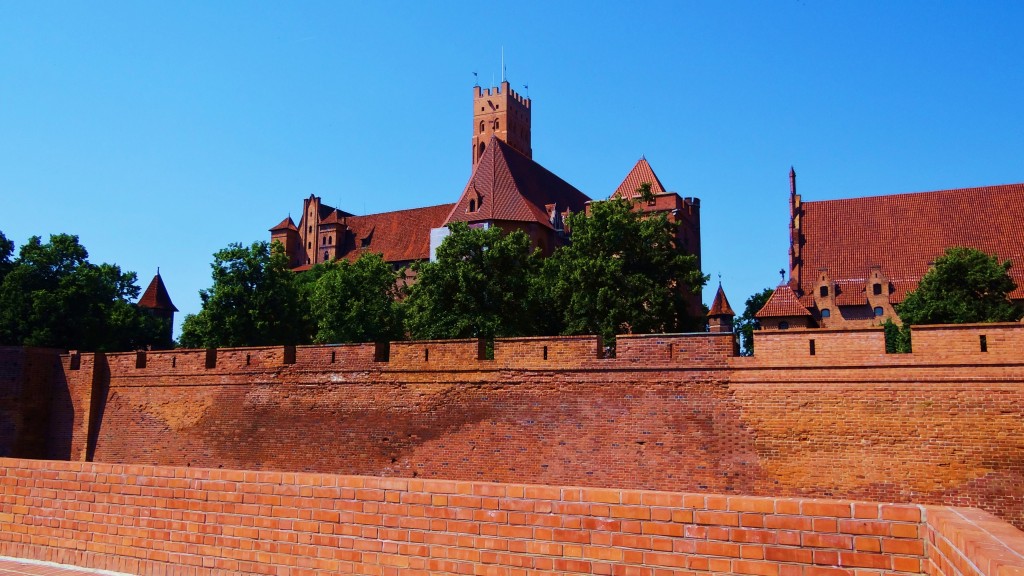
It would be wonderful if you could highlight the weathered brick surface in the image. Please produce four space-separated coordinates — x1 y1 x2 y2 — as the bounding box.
0 457 948 576
1 325 1022 532
0 347 60 458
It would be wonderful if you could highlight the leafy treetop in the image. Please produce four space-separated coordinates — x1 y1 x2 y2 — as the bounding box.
897 246 1022 325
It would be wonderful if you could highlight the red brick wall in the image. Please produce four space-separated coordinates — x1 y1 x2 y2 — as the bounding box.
0 457 943 576
923 507 1024 576
0 347 61 458
2 325 1022 532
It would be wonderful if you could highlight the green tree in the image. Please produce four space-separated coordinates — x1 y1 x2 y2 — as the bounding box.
0 230 13 283
310 253 404 343
734 287 774 356
883 318 912 353
897 247 1022 325
0 233 163 351
404 223 540 340
179 240 308 348
539 195 708 347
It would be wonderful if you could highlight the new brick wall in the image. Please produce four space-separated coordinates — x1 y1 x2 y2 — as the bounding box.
0 457 958 576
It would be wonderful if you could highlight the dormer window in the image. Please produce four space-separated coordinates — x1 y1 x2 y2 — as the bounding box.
873 283 883 295
469 199 476 212
361 237 371 248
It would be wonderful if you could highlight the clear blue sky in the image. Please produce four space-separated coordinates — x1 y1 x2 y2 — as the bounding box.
2 1 1022 337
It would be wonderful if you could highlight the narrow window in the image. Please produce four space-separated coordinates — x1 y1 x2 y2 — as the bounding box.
135 351 146 369
322 237 326 245
330 350 336 363
307 241 311 249
809 339 816 356
778 321 789 330
494 119 500 130
469 199 476 212
874 307 884 317
478 141 485 158
980 335 988 352
424 348 429 362
324 251 329 261
821 309 831 318
69 353 81 370
543 346 548 360
246 353 251 366
308 225 312 233
171 356 176 368
479 120 485 133
873 283 883 296
819 286 829 297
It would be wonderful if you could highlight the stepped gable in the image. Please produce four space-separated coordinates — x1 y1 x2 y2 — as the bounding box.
755 283 810 318
612 157 667 199
138 273 177 312
708 283 735 317
445 136 590 229
798 183 1024 307
341 203 455 263
269 216 298 232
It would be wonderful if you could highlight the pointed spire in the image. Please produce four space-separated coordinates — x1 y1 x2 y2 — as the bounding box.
789 166 797 196
708 282 735 318
138 272 177 312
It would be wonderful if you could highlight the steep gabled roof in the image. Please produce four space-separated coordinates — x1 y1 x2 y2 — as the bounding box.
756 284 811 318
612 157 668 199
445 136 590 229
138 273 177 312
708 284 735 317
797 183 1024 306
269 216 298 232
341 203 455 263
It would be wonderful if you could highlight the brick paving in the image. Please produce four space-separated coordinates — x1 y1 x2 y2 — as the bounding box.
0 557 133 576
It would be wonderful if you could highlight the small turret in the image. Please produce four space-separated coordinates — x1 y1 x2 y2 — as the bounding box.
137 270 177 349
707 283 736 333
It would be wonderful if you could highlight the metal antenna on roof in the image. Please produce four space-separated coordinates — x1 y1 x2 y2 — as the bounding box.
501 46 506 82
523 83 529 98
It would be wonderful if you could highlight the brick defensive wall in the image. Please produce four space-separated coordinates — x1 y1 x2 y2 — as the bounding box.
0 323 1022 530
1 458 1023 576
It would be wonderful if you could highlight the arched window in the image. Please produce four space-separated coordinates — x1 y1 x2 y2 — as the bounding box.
874 307 884 317
469 199 476 212
478 141 485 159
322 237 326 245
479 121 485 133
821 309 831 318
494 119 500 130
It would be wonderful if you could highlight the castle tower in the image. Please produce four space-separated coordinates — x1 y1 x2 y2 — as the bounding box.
707 283 735 333
137 271 177 349
473 81 531 166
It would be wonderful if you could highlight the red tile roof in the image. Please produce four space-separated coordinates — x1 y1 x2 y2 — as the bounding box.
612 157 667 199
340 203 455 264
755 284 811 318
269 216 298 232
138 273 177 312
445 136 590 229
708 284 735 317
796 183 1024 306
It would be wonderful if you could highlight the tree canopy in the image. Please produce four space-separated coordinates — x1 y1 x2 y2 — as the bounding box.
311 253 404 344
404 223 540 340
0 232 164 351
734 287 774 356
539 194 708 346
897 247 1022 325
179 241 309 348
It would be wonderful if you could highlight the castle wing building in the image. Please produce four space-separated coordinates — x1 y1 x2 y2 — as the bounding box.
758 170 1024 328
